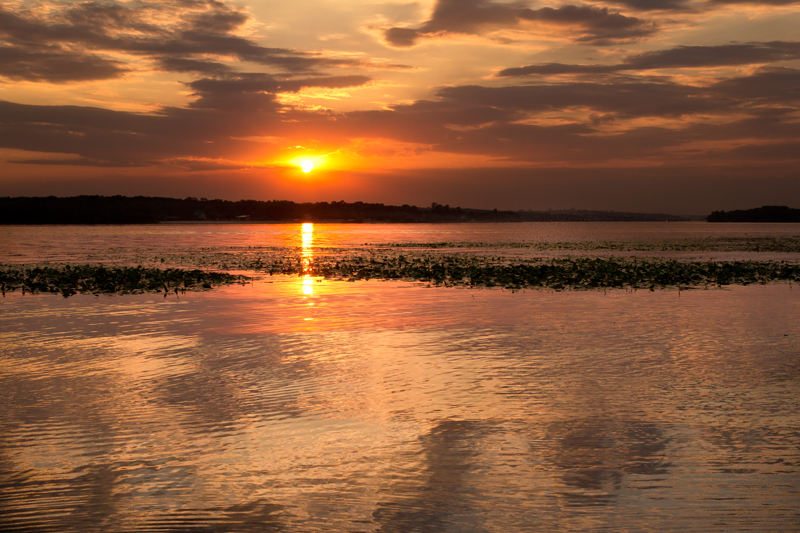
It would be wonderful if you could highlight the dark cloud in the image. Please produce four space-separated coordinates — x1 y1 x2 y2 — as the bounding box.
383 0 523 47
187 74 283 96
498 63 613 76
0 0 397 83
185 73 372 111
610 0 692 10
0 96 276 167
708 0 800 4
614 0 800 10
384 0 655 47
627 41 800 69
61 0 166 35
590 112 616 125
384 27 421 48
188 7 250 34
519 5 657 44
330 98 522 147
10 157 147 168
156 56 232 75
497 41 800 76
726 141 800 161
279 75 373 92
413 0 524 34
436 82 725 118
711 66 800 101
438 68 800 125
0 46 128 82
186 73 372 96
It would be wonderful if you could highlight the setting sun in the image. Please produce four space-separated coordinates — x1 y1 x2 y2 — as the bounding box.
300 159 314 173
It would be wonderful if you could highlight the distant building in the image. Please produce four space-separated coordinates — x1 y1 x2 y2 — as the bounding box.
235 215 251 221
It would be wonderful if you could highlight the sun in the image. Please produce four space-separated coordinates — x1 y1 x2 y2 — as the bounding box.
300 159 314 173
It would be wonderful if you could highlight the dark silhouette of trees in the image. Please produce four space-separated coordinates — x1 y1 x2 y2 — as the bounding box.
0 196 520 224
707 206 800 222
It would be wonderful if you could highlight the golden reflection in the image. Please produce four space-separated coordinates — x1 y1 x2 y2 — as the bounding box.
301 223 315 318
303 277 314 296
301 222 313 273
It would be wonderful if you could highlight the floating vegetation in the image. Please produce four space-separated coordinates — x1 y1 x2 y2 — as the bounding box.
251 254 800 291
0 265 249 297
367 236 800 253
4 236 799 295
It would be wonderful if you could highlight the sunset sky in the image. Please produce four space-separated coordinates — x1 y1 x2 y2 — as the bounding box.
1 0 798 214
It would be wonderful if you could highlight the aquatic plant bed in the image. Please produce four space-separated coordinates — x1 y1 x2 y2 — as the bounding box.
0 265 249 297
3 257 798 294
368 235 800 253
260 255 800 291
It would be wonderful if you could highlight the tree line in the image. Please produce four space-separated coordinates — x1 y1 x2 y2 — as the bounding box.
707 206 800 222
0 196 521 224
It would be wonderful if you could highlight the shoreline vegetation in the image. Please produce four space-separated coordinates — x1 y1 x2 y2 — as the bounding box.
0 196 698 224
707 205 800 223
1 197 797 225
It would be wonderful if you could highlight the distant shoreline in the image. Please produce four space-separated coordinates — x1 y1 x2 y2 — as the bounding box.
157 219 701 225
0 196 699 224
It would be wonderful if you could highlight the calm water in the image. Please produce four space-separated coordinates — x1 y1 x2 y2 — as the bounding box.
3 221 800 264
2 223 800 532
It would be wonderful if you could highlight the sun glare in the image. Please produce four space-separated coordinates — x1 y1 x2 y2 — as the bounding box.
301 159 314 173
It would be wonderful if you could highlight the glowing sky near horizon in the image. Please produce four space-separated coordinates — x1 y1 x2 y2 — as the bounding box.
0 0 799 214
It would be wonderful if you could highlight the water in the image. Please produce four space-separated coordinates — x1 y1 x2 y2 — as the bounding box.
2 223 800 532
3 221 800 264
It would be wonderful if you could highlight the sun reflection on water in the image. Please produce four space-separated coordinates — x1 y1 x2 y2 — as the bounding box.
301 222 315 318
301 222 314 269
303 277 314 297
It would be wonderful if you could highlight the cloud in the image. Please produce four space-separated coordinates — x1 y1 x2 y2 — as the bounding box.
435 81 725 118
384 0 656 47
708 0 800 4
384 27 421 48
518 5 657 44
609 0 692 11
590 112 616 125
8 157 145 167
156 57 232 75
0 96 277 167
0 46 128 82
185 73 372 111
0 63 369 166
613 0 800 10
322 68 800 165
711 66 800 101
0 54 797 172
0 0 400 84
497 41 800 76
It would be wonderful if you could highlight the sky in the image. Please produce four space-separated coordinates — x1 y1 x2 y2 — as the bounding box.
0 0 798 214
